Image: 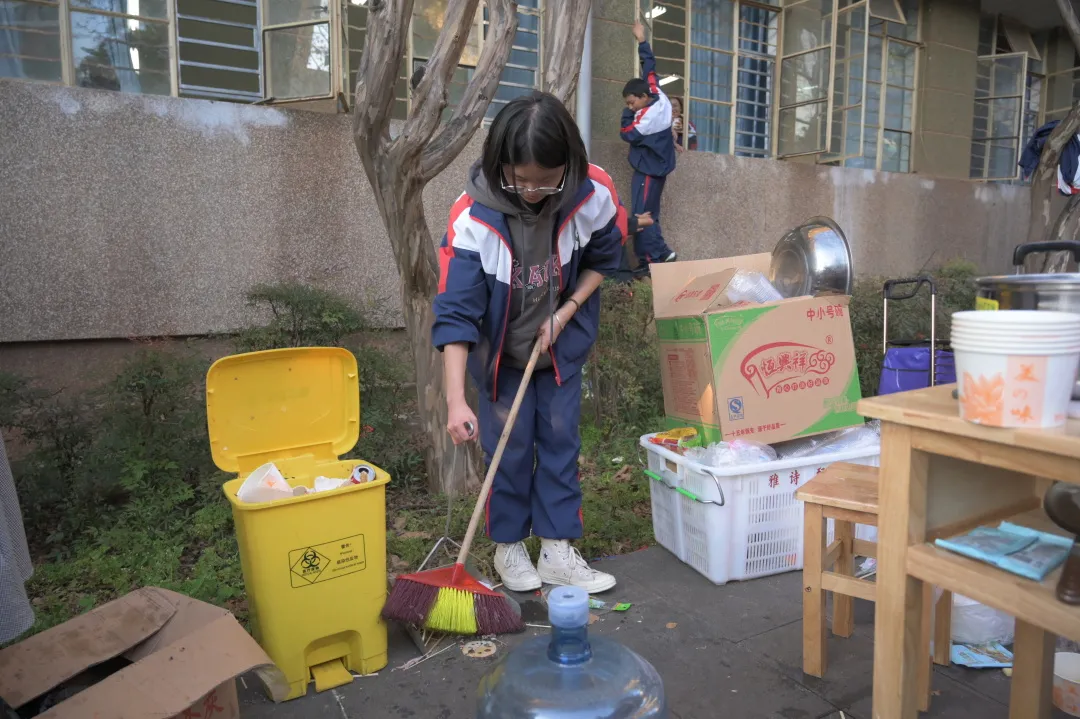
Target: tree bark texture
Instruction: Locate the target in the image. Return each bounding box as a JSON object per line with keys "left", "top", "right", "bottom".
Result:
{"left": 1030, "top": 0, "right": 1080, "bottom": 273}
{"left": 1024, "top": 104, "right": 1080, "bottom": 273}
{"left": 355, "top": 0, "right": 603, "bottom": 492}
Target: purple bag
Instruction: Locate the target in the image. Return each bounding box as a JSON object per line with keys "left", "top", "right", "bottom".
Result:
{"left": 878, "top": 344, "right": 956, "bottom": 395}
{"left": 879, "top": 277, "right": 953, "bottom": 396}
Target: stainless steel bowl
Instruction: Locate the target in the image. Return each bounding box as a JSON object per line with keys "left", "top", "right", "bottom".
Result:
{"left": 769, "top": 216, "right": 853, "bottom": 298}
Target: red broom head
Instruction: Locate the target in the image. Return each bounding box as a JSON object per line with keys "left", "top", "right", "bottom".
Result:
{"left": 395, "top": 564, "right": 504, "bottom": 596}
{"left": 474, "top": 592, "right": 525, "bottom": 634}
{"left": 382, "top": 575, "right": 438, "bottom": 625}
{"left": 381, "top": 564, "right": 523, "bottom": 635}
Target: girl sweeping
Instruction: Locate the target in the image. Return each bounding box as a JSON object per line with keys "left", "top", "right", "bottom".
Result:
{"left": 432, "top": 92, "right": 647, "bottom": 594}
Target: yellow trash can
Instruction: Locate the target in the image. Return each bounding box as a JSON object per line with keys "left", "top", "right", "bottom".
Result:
{"left": 208, "top": 347, "right": 390, "bottom": 701}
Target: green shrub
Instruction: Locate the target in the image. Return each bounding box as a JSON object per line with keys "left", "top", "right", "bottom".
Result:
{"left": 4, "top": 284, "right": 414, "bottom": 632}
{"left": 584, "top": 280, "right": 665, "bottom": 437}
{"left": 849, "top": 260, "right": 979, "bottom": 397}
{"left": 233, "top": 282, "right": 368, "bottom": 352}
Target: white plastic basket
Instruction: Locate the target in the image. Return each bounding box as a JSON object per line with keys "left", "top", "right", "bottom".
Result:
{"left": 641, "top": 434, "right": 880, "bottom": 585}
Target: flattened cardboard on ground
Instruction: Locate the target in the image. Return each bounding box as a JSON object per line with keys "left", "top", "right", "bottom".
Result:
{"left": 652, "top": 260, "right": 863, "bottom": 445}
{"left": 0, "top": 587, "right": 288, "bottom": 718}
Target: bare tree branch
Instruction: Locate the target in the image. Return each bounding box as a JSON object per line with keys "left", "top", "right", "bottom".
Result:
{"left": 353, "top": 0, "right": 413, "bottom": 154}
{"left": 420, "top": 0, "right": 518, "bottom": 182}
{"left": 543, "top": 0, "right": 592, "bottom": 103}
{"left": 1025, "top": 104, "right": 1080, "bottom": 272}
{"left": 1055, "top": 0, "right": 1080, "bottom": 54}
{"left": 398, "top": 0, "right": 484, "bottom": 159}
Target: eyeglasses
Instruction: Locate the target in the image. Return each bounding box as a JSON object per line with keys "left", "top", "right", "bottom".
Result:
{"left": 501, "top": 172, "right": 565, "bottom": 197}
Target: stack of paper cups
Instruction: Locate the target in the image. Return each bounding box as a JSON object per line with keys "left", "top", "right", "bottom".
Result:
{"left": 951, "top": 310, "right": 1080, "bottom": 429}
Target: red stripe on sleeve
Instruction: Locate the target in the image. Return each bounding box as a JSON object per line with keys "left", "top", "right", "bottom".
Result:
{"left": 588, "top": 165, "right": 629, "bottom": 243}
{"left": 438, "top": 195, "right": 474, "bottom": 294}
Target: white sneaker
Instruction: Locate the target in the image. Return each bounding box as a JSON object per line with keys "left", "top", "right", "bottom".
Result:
{"left": 494, "top": 542, "right": 542, "bottom": 592}
{"left": 537, "top": 539, "right": 617, "bottom": 594}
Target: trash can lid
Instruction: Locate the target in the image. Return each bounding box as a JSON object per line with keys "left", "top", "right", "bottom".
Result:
{"left": 206, "top": 347, "right": 360, "bottom": 473}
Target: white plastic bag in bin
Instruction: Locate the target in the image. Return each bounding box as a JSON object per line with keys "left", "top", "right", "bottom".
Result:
{"left": 236, "top": 463, "right": 294, "bottom": 503}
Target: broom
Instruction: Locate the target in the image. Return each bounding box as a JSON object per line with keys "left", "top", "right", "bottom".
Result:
{"left": 381, "top": 341, "right": 544, "bottom": 635}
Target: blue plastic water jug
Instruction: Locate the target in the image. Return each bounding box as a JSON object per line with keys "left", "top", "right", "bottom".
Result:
{"left": 476, "top": 585, "right": 667, "bottom": 718}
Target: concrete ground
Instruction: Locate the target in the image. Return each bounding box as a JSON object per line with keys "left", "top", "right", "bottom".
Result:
{"left": 236, "top": 547, "right": 1068, "bottom": 719}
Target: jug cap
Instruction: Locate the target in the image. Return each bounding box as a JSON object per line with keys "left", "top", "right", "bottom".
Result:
{"left": 548, "top": 586, "right": 589, "bottom": 628}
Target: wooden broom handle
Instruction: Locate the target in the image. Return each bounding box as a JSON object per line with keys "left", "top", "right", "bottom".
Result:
{"left": 455, "top": 341, "right": 544, "bottom": 565}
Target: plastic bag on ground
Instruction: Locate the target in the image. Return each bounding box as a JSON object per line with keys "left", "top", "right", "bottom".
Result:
{"left": 723, "top": 270, "right": 784, "bottom": 305}
{"left": 236, "top": 462, "right": 294, "bottom": 503}
{"left": 951, "top": 593, "right": 1015, "bottom": 645}
{"left": 683, "top": 439, "right": 777, "bottom": 467}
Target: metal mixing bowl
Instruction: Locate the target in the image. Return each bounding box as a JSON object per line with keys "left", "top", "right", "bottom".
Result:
{"left": 769, "top": 216, "right": 853, "bottom": 298}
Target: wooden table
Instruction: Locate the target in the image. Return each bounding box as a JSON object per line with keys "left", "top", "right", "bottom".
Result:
{"left": 858, "top": 385, "right": 1080, "bottom": 719}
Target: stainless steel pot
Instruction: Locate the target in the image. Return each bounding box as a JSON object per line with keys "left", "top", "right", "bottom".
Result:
{"left": 769, "top": 216, "right": 853, "bottom": 298}
{"left": 976, "top": 241, "right": 1080, "bottom": 399}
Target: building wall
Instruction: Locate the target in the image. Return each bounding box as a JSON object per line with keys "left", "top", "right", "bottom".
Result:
{"left": 0, "top": 79, "right": 1028, "bottom": 346}
{"left": 914, "top": 0, "right": 981, "bottom": 178}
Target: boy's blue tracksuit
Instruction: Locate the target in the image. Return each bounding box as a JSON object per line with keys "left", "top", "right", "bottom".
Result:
{"left": 431, "top": 166, "right": 627, "bottom": 543}
{"left": 620, "top": 41, "right": 676, "bottom": 264}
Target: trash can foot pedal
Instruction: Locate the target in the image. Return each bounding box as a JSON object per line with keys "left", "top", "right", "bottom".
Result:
{"left": 311, "top": 658, "right": 353, "bottom": 693}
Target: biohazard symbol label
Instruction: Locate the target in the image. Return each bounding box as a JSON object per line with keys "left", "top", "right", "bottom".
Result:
{"left": 289, "top": 534, "right": 367, "bottom": 588}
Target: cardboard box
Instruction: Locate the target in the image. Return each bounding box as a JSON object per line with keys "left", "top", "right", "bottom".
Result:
{"left": 0, "top": 587, "right": 289, "bottom": 718}
{"left": 651, "top": 255, "right": 864, "bottom": 445}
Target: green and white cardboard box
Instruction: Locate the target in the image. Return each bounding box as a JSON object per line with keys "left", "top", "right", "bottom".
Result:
{"left": 650, "top": 254, "right": 864, "bottom": 446}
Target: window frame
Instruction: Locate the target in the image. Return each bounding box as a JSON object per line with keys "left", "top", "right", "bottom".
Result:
{"left": 176, "top": 0, "right": 261, "bottom": 102}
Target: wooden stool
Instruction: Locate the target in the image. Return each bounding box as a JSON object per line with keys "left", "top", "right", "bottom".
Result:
{"left": 796, "top": 463, "right": 953, "bottom": 712}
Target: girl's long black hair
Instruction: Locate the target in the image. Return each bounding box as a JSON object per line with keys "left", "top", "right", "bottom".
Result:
{"left": 481, "top": 91, "right": 589, "bottom": 207}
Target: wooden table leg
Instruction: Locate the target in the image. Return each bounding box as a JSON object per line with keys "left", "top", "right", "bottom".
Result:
{"left": 873, "top": 423, "right": 929, "bottom": 719}
{"left": 1010, "top": 620, "right": 1054, "bottom": 719}
{"left": 803, "top": 502, "right": 827, "bottom": 677}
{"left": 833, "top": 519, "right": 855, "bottom": 638}
{"left": 933, "top": 589, "right": 952, "bottom": 666}
{"left": 917, "top": 583, "right": 934, "bottom": 713}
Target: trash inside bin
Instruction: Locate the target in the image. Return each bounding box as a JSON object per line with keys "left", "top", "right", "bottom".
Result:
{"left": 208, "top": 347, "right": 390, "bottom": 701}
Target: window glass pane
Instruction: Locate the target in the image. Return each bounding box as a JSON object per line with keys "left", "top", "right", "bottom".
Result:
{"left": 0, "top": 0, "right": 63, "bottom": 82}
{"left": 735, "top": 55, "right": 774, "bottom": 156}
{"left": 884, "top": 85, "right": 912, "bottom": 130}
{"left": 178, "top": 0, "right": 260, "bottom": 101}
{"left": 689, "top": 99, "right": 731, "bottom": 153}
{"left": 71, "top": 10, "right": 170, "bottom": 94}
{"left": 778, "top": 102, "right": 827, "bottom": 155}
{"left": 987, "top": 139, "right": 1018, "bottom": 178}
{"left": 690, "top": 46, "right": 732, "bottom": 103}
{"left": 780, "top": 47, "right": 828, "bottom": 105}
{"left": 263, "top": 0, "right": 327, "bottom": 27}
{"left": 690, "top": 0, "right": 733, "bottom": 52}
{"left": 414, "top": 0, "right": 480, "bottom": 65}
{"left": 987, "top": 96, "right": 1020, "bottom": 138}
{"left": 885, "top": 0, "right": 918, "bottom": 41}
{"left": 886, "top": 40, "right": 915, "bottom": 87}
{"left": 868, "top": 0, "right": 903, "bottom": 23}
{"left": 782, "top": 0, "right": 831, "bottom": 53}
{"left": 881, "top": 129, "right": 910, "bottom": 172}
{"left": 70, "top": 0, "right": 168, "bottom": 19}
{"left": 970, "top": 139, "right": 987, "bottom": 178}
{"left": 990, "top": 54, "right": 1023, "bottom": 96}
{"left": 264, "top": 22, "right": 330, "bottom": 99}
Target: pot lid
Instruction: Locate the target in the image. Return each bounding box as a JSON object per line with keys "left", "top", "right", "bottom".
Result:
{"left": 977, "top": 273, "right": 1080, "bottom": 290}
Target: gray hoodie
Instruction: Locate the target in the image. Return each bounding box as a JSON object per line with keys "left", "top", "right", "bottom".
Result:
{"left": 466, "top": 162, "right": 562, "bottom": 370}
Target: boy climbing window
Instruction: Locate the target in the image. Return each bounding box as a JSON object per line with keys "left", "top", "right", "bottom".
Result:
{"left": 620, "top": 20, "right": 677, "bottom": 273}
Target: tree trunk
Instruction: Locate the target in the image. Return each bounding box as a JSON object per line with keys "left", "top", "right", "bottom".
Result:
{"left": 367, "top": 162, "right": 486, "bottom": 493}
{"left": 1024, "top": 104, "right": 1080, "bottom": 273}
{"left": 1032, "top": 0, "right": 1080, "bottom": 273}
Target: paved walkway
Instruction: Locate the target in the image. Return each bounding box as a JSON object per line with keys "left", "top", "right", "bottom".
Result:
{"left": 237, "top": 547, "right": 1066, "bottom": 718}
